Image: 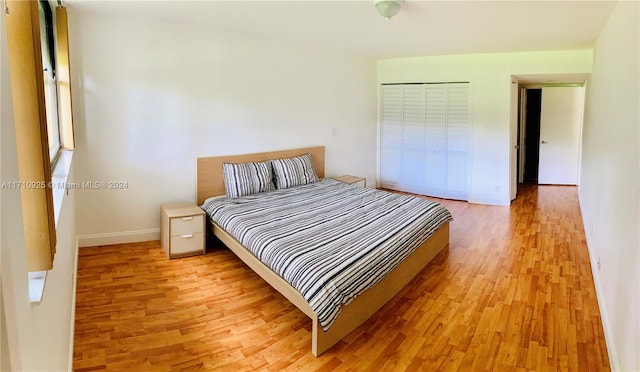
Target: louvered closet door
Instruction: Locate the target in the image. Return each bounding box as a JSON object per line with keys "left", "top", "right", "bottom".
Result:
{"left": 380, "top": 85, "right": 403, "bottom": 189}
{"left": 445, "top": 84, "right": 470, "bottom": 199}
{"left": 379, "top": 83, "right": 469, "bottom": 201}
{"left": 401, "top": 86, "right": 426, "bottom": 194}
{"left": 424, "top": 86, "right": 447, "bottom": 196}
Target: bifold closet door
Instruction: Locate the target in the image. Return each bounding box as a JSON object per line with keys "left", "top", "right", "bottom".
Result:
{"left": 380, "top": 84, "right": 426, "bottom": 194}
{"left": 424, "top": 86, "right": 446, "bottom": 196}
{"left": 444, "top": 84, "right": 470, "bottom": 199}
{"left": 401, "top": 86, "right": 426, "bottom": 194}
{"left": 380, "top": 85, "right": 403, "bottom": 190}
{"left": 380, "top": 83, "right": 469, "bottom": 200}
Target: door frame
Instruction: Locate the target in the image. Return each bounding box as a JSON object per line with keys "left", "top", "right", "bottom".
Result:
{"left": 509, "top": 73, "right": 590, "bottom": 201}
{"left": 518, "top": 88, "right": 527, "bottom": 183}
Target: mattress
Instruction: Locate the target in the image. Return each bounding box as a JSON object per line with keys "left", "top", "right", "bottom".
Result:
{"left": 201, "top": 179, "right": 453, "bottom": 331}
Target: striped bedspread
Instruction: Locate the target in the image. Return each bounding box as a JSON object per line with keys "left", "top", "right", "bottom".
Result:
{"left": 202, "top": 179, "right": 453, "bottom": 331}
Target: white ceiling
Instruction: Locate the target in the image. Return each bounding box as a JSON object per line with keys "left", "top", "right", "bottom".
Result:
{"left": 67, "top": 0, "right": 617, "bottom": 59}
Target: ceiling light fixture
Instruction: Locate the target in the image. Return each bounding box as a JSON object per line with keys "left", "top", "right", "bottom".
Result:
{"left": 374, "top": 0, "right": 402, "bottom": 20}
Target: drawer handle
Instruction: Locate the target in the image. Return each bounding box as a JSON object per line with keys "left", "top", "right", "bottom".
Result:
{"left": 181, "top": 234, "right": 194, "bottom": 239}
{"left": 181, "top": 216, "right": 193, "bottom": 221}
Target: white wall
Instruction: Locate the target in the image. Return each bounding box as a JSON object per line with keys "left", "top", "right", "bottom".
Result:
{"left": 68, "top": 8, "right": 377, "bottom": 244}
{"left": 377, "top": 50, "right": 593, "bottom": 205}
{"left": 579, "top": 1, "right": 639, "bottom": 370}
{"left": 1, "top": 10, "right": 78, "bottom": 372}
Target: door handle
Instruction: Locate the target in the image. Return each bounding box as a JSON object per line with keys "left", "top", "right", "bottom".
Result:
{"left": 541, "top": 140, "right": 548, "bottom": 144}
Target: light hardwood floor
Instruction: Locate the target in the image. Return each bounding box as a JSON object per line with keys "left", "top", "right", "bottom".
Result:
{"left": 73, "top": 184, "right": 610, "bottom": 371}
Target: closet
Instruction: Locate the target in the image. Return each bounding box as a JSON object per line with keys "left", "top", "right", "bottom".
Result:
{"left": 380, "top": 83, "right": 470, "bottom": 200}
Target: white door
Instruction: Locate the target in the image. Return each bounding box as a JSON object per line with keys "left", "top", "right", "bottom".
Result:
{"left": 424, "top": 86, "right": 447, "bottom": 196}
{"left": 380, "top": 83, "right": 469, "bottom": 200}
{"left": 538, "top": 87, "right": 583, "bottom": 185}
{"left": 401, "top": 86, "right": 426, "bottom": 194}
{"left": 445, "top": 84, "right": 470, "bottom": 199}
{"left": 380, "top": 85, "right": 403, "bottom": 189}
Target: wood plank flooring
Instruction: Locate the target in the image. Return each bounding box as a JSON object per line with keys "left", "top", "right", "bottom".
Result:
{"left": 73, "top": 184, "right": 610, "bottom": 371}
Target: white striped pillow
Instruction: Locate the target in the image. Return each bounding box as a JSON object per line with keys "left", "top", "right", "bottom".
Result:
{"left": 222, "top": 160, "right": 275, "bottom": 198}
{"left": 271, "top": 153, "right": 319, "bottom": 190}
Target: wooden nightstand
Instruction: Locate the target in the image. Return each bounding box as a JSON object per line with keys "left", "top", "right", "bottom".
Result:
{"left": 160, "top": 203, "right": 206, "bottom": 259}
{"left": 333, "top": 175, "right": 366, "bottom": 187}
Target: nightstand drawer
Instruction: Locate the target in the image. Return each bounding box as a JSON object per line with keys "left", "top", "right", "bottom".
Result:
{"left": 170, "top": 232, "right": 204, "bottom": 255}
{"left": 170, "top": 214, "right": 204, "bottom": 236}
{"left": 161, "top": 202, "right": 206, "bottom": 259}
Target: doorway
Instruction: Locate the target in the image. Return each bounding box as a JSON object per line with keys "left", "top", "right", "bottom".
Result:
{"left": 521, "top": 89, "right": 541, "bottom": 184}
{"left": 514, "top": 82, "right": 586, "bottom": 195}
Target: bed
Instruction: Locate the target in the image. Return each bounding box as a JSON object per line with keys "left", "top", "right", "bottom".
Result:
{"left": 196, "top": 146, "right": 451, "bottom": 356}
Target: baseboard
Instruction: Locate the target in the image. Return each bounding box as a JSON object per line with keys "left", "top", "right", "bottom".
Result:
{"left": 77, "top": 228, "right": 160, "bottom": 247}
{"left": 68, "top": 237, "right": 79, "bottom": 372}
{"left": 578, "top": 193, "right": 620, "bottom": 370}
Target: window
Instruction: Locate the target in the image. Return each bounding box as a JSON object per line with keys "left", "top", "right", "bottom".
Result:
{"left": 38, "top": 0, "right": 61, "bottom": 164}
{"left": 5, "top": 0, "right": 75, "bottom": 276}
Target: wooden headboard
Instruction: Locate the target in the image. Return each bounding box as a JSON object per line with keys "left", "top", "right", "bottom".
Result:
{"left": 196, "top": 146, "right": 325, "bottom": 205}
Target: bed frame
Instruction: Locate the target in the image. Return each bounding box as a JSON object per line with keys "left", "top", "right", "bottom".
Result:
{"left": 196, "top": 146, "right": 449, "bottom": 356}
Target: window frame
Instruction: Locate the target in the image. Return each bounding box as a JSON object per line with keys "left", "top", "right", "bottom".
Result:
{"left": 38, "top": 0, "right": 62, "bottom": 166}
{"left": 5, "top": 0, "right": 75, "bottom": 279}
